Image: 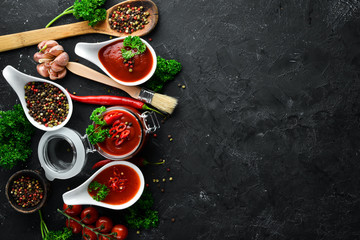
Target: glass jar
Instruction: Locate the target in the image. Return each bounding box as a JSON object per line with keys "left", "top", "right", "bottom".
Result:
{"left": 38, "top": 106, "right": 159, "bottom": 181}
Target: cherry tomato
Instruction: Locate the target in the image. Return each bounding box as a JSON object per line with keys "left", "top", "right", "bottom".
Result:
{"left": 82, "top": 225, "right": 97, "bottom": 240}
{"left": 63, "top": 203, "right": 82, "bottom": 216}
{"left": 111, "top": 224, "right": 128, "bottom": 240}
{"left": 66, "top": 216, "right": 83, "bottom": 234}
{"left": 80, "top": 207, "right": 99, "bottom": 225}
{"left": 96, "top": 216, "right": 113, "bottom": 233}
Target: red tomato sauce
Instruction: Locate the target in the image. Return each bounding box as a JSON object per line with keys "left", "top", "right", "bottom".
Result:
{"left": 88, "top": 165, "right": 141, "bottom": 205}
{"left": 98, "top": 39, "right": 153, "bottom": 83}
{"left": 97, "top": 109, "right": 142, "bottom": 157}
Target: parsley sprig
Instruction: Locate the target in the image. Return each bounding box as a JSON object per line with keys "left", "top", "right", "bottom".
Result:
{"left": 45, "top": 0, "right": 107, "bottom": 28}
{"left": 121, "top": 36, "right": 147, "bottom": 60}
{"left": 124, "top": 189, "right": 159, "bottom": 229}
{"left": 146, "top": 56, "right": 182, "bottom": 92}
{"left": 86, "top": 106, "right": 110, "bottom": 145}
{"left": 0, "top": 104, "right": 35, "bottom": 169}
{"left": 88, "top": 181, "right": 110, "bottom": 202}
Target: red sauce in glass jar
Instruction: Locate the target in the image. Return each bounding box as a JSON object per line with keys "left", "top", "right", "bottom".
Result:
{"left": 94, "top": 106, "right": 148, "bottom": 160}
{"left": 97, "top": 109, "right": 142, "bottom": 157}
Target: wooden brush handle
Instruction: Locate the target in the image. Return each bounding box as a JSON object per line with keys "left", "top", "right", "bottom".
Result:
{"left": 0, "top": 22, "right": 95, "bottom": 52}
{"left": 66, "top": 62, "right": 141, "bottom": 98}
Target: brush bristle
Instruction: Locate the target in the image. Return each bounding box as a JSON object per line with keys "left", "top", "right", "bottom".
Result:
{"left": 151, "top": 93, "right": 178, "bottom": 114}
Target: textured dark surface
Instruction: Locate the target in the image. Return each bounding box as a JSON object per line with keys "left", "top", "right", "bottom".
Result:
{"left": 1, "top": 0, "right": 360, "bottom": 239}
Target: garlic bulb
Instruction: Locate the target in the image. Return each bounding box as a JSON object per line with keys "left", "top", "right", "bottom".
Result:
{"left": 34, "top": 40, "right": 69, "bottom": 80}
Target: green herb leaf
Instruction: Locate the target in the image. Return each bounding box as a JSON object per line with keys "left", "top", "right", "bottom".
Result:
{"left": 121, "top": 36, "right": 147, "bottom": 60}
{"left": 124, "top": 189, "right": 159, "bottom": 229}
{"left": 86, "top": 125, "right": 110, "bottom": 145}
{"left": 45, "top": 228, "right": 72, "bottom": 240}
{"left": 146, "top": 56, "right": 182, "bottom": 92}
{"left": 121, "top": 49, "right": 136, "bottom": 60}
{"left": 39, "top": 210, "right": 73, "bottom": 240}
{"left": 46, "top": 0, "right": 107, "bottom": 28}
{"left": 86, "top": 106, "right": 110, "bottom": 145}
{"left": 0, "top": 104, "right": 35, "bottom": 169}
{"left": 90, "top": 106, "right": 107, "bottom": 125}
{"left": 88, "top": 181, "right": 110, "bottom": 202}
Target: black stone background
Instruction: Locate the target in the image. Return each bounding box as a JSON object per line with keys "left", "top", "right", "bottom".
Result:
{"left": 1, "top": 0, "right": 360, "bottom": 239}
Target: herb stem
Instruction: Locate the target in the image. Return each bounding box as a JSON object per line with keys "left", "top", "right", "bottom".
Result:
{"left": 45, "top": 6, "right": 74, "bottom": 28}
{"left": 39, "top": 210, "right": 49, "bottom": 239}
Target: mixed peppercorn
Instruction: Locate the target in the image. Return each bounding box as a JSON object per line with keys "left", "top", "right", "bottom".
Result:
{"left": 10, "top": 176, "right": 44, "bottom": 208}
{"left": 108, "top": 5, "right": 150, "bottom": 34}
{"left": 24, "top": 82, "right": 69, "bottom": 127}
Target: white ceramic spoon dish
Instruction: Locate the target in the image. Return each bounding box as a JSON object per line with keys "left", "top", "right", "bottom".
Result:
{"left": 62, "top": 161, "right": 145, "bottom": 210}
{"left": 2, "top": 65, "right": 73, "bottom": 131}
{"left": 74, "top": 37, "right": 157, "bottom": 86}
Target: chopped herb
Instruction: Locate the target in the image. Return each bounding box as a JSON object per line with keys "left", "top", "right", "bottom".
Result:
{"left": 89, "top": 106, "right": 107, "bottom": 125}
{"left": 121, "top": 48, "right": 135, "bottom": 60}
{"left": 86, "top": 106, "right": 110, "bottom": 145}
{"left": 125, "top": 189, "right": 159, "bottom": 229}
{"left": 146, "top": 56, "right": 182, "bottom": 92}
{"left": 121, "top": 36, "right": 147, "bottom": 60}
{"left": 0, "top": 104, "right": 35, "bottom": 169}
{"left": 88, "top": 181, "right": 110, "bottom": 202}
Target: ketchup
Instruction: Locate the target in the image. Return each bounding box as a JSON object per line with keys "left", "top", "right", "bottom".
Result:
{"left": 98, "top": 39, "right": 153, "bottom": 83}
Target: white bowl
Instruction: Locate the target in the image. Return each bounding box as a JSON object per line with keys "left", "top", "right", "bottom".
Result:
{"left": 62, "top": 161, "right": 145, "bottom": 210}
{"left": 74, "top": 37, "right": 157, "bottom": 86}
{"left": 2, "top": 65, "right": 73, "bottom": 132}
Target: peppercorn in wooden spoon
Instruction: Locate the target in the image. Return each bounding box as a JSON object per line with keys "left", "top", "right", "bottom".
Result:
{"left": 0, "top": 0, "right": 158, "bottom": 52}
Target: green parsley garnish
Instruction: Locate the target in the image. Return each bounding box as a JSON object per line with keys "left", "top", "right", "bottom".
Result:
{"left": 90, "top": 106, "right": 107, "bottom": 125}
{"left": 45, "top": 0, "right": 107, "bottom": 28}
{"left": 0, "top": 104, "right": 35, "bottom": 169}
{"left": 146, "top": 56, "right": 182, "bottom": 92}
{"left": 124, "top": 189, "right": 159, "bottom": 229}
{"left": 86, "top": 106, "right": 110, "bottom": 145}
{"left": 88, "top": 181, "right": 110, "bottom": 202}
{"left": 121, "top": 36, "right": 147, "bottom": 60}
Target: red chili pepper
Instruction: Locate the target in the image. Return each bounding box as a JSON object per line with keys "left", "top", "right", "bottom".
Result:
{"left": 115, "top": 138, "right": 124, "bottom": 146}
{"left": 111, "top": 133, "right": 119, "bottom": 141}
{"left": 109, "top": 127, "right": 117, "bottom": 135}
{"left": 91, "top": 159, "right": 113, "bottom": 170}
{"left": 103, "top": 112, "right": 123, "bottom": 125}
{"left": 112, "top": 119, "right": 122, "bottom": 127}
{"left": 67, "top": 91, "right": 163, "bottom": 114}
{"left": 115, "top": 123, "right": 127, "bottom": 133}
{"left": 120, "top": 130, "right": 130, "bottom": 139}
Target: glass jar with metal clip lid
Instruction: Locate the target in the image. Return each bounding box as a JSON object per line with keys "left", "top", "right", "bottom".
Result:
{"left": 37, "top": 106, "right": 159, "bottom": 181}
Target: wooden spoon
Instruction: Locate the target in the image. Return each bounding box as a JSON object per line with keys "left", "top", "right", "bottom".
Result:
{"left": 0, "top": 0, "right": 158, "bottom": 52}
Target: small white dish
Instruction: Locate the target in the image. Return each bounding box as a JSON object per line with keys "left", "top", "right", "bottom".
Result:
{"left": 62, "top": 161, "right": 145, "bottom": 210}
{"left": 2, "top": 65, "right": 73, "bottom": 132}
{"left": 74, "top": 37, "right": 157, "bottom": 86}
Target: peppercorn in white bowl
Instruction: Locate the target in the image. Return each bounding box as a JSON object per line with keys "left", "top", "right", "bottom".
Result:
{"left": 2, "top": 66, "right": 73, "bottom": 131}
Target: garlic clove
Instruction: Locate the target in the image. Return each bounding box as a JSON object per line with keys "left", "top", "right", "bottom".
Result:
{"left": 50, "top": 62, "right": 65, "bottom": 72}
{"left": 53, "top": 52, "right": 69, "bottom": 67}
{"left": 49, "top": 45, "right": 64, "bottom": 57}
{"left": 34, "top": 52, "right": 53, "bottom": 63}
{"left": 37, "top": 63, "right": 50, "bottom": 78}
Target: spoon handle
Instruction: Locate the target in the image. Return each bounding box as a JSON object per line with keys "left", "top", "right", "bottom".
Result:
{"left": 66, "top": 62, "right": 142, "bottom": 99}
{"left": 0, "top": 22, "right": 95, "bottom": 52}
